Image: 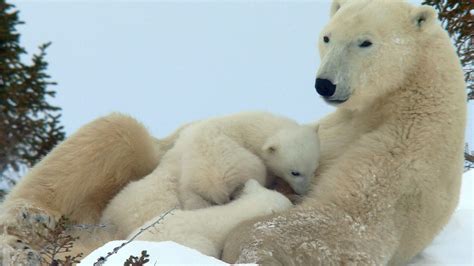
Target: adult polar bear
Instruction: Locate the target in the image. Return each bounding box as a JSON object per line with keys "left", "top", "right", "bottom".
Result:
{"left": 0, "top": 0, "right": 466, "bottom": 264}
{"left": 222, "top": 0, "right": 466, "bottom": 264}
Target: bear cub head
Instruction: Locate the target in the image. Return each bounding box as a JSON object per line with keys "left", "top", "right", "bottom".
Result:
{"left": 262, "top": 125, "right": 320, "bottom": 195}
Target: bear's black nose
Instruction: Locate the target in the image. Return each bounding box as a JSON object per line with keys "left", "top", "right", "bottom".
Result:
{"left": 315, "top": 78, "right": 336, "bottom": 97}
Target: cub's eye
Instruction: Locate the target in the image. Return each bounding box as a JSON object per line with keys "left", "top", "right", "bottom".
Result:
{"left": 291, "top": 171, "right": 301, "bottom": 177}
{"left": 359, "top": 40, "right": 373, "bottom": 48}
{"left": 323, "top": 36, "right": 330, "bottom": 43}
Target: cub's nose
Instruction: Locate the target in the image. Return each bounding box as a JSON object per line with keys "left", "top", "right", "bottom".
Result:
{"left": 315, "top": 78, "right": 336, "bottom": 97}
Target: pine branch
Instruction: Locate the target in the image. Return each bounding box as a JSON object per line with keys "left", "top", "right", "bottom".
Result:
{"left": 0, "top": 0, "right": 64, "bottom": 179}
{"left": 468, "top": 90, "right": 474, "bottom": 101}
{"left": 465, "top": 152, "right": 474, "bottom": 163}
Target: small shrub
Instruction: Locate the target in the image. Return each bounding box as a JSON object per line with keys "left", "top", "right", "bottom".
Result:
{"left": 123, "top": 250, "right": 150, "bottom": 266}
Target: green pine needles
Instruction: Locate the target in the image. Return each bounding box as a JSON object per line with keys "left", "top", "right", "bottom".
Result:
{"left": 0, "top": 0, "right": 64, "bottom": 183}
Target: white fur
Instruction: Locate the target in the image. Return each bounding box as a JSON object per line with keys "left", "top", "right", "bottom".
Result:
{"left": 177, "top": 111, "right": 321, "bottom": 208}
{"left": 101, "top": 111, "right": 319, "bottom": 238}
{"left": 2, "top": 1, "right": 462, "bottom": 264}
{"left": 222, "top": 1, "right": 467, "bottom": 264}
{"left": 130, "top": 179, "right": 293, "bottom": 258}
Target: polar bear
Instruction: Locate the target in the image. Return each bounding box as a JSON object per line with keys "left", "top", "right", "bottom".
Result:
{"left": 0, "top": 0, "right": 466, "bottom": 264}
{"left": 222, "top": 0, "right": 467, "bottom": 265}
{"left": 100, "top": 111, "right": 319, "bottom": 238}
{"left": 175, "top": 111, "right": 320, "bottom": 209}
{"left": 131, "top": 179, "right": 292, "bottom": 258}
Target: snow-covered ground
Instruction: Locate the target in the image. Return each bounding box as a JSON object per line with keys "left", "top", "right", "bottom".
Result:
{"left": 81, "top": 171, "right": 474, "bottom": 265}
{"left": 79, "top": 241, "right": 226, "bottom": 265}
{"left": 411, "top": 170, "right": 473, "bottom": 265}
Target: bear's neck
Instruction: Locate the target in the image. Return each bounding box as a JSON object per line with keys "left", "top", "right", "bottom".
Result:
{"left": 355, "top": 36, "right": 465, "bottom": 131}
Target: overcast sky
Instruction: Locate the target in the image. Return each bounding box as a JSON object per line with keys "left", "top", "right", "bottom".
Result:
{"left": 11, "top": 0, "right": 473, "bottom": 147}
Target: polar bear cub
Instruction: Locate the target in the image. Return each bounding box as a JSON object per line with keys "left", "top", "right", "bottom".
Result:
{"left": 99, "top": 111, "right": 319, "bottom": 239}
{"left": 131, "top": 179, "right": 293, "bottom": 258}
{"left": 175, "top": 111, "right": 320, "bottom": 209}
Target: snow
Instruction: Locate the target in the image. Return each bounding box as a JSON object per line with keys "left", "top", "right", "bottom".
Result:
{"left": 78, "top": 241, "right": 227, "bottom": 265}
{"left": 410, "top": 170, "right": 474, "bottom": 265}
{"left": 81, "top": 171, "right": 473, "bottom": 265}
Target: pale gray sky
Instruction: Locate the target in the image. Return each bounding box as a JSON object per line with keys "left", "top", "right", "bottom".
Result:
{"left": 11, "top": 0, "right": 473, "bottom": 147}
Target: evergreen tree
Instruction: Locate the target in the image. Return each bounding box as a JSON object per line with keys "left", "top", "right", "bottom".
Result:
{"left": 422, "top": 0, "right": 473, "bottom": 169}
{"left": 0, "top": 1, "right": 64, "bottom": 186}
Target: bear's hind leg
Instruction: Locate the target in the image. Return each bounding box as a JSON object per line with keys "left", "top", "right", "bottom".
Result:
{"left": 0, "top": 113, "right": 166, "bottom": 263}
{"left": 2, "top": 113, "right": 161, "bottom": 224}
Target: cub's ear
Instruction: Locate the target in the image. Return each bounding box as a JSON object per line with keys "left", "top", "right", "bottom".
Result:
{"left": 411, "top": 5, "right": 437, "bottom": 29}
{"left": 330, "top": 0, "right": 348, "bottom": 17}
{"left": 314, "top": 124, "right": 320, "bottom": 133}
{"left": 265, "top": 145, "right": 277, "bottom": 154}
{"left": 263, "top": 141, "right": 278, "bottom": 154}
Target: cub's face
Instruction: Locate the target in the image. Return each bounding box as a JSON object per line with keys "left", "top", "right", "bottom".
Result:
{"left": 315, "top": 0, "right": 436, "bottom": 110}
{"left": 262, "top": 127, "right": 320, "bottom": 195}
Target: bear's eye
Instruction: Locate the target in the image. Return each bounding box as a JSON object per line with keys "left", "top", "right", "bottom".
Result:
{"left": 359, "top": 40, "right": 373, "bottom": 48}
{"left": 291, "top": 171, "right": 301, "bottom": 177}
{"left": 323, "top": 36, "right": 330, "bottom": 43}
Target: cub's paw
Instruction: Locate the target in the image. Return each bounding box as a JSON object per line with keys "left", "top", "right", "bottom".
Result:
{"left": 242, "top": 179, "right": 264, "bottom": 194}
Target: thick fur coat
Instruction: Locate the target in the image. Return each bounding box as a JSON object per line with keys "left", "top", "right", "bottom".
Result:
{"left": 222, "top": 0, "right": 466, "bottom": 264}
{"left": 0, "top": 0, "right": 466, "bottom": 265}
{"left": 132, "top": 179, "right": 292, "bottom": 258}
{"left": 174, "top": 111, "right": 319, "bottom": 208}
{"left": 100, "top": 111, "right": 319, "bottom": 239}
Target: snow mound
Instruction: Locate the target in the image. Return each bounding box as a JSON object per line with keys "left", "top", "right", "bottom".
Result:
{"left": 78, "top": 240, "right": 227, "bottom": 265}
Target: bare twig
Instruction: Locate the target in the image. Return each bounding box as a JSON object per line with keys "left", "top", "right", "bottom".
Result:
{"left": 93, "top": 207, "right": 177, "bottom": 266}
{"left": 37, "top": 216, "right": 83, "bottom": 266}
{"left": 72, "top": 223, "right": 107, "bottom": 230}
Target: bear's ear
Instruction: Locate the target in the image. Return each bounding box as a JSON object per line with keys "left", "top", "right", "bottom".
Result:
{"left": 263, "top": 141, "right": 278, "bottom": 154}
{"left": 314, "top": 124, "right": 320, "bottom": 133}
{"left": 411, "top": 5, "right": 437, "bottom": 29}
{"left": 266, "top": 145, "right": 277, "bottom": 154}
{"left": 330, "top": 0, "right": 348, "bottom": 17}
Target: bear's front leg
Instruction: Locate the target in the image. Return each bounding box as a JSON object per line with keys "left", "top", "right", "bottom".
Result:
{"left": 222, "top": 204, "right": 397, "bottom": 266}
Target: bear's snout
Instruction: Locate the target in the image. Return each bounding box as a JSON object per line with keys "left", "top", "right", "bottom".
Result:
{"left": 315, "top": 78, "right": 336, "bottom": 97}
